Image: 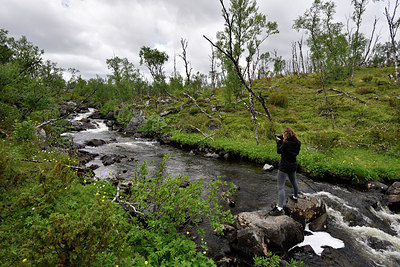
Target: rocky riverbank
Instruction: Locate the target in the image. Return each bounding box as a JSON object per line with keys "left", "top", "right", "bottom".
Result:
{"left": 60, "top": 103, "right": 400, "bottom": 266}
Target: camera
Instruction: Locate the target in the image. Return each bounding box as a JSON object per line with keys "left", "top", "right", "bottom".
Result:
{"left": 275, "top": 133, "right": 283, "bottom": 140}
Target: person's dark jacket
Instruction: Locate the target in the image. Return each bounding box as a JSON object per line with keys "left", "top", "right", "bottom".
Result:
{"left": 277, "top": 136, "right": 301, "bottom": 173}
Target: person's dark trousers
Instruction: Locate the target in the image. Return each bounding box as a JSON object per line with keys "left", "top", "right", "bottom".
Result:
{"left": 277, "top": 170, "right": 299, "bottom": 209}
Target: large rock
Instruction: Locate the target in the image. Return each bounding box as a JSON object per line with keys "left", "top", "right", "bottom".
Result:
{"left": 230, "top": 210, "right": 304, "bottom": 257}
{"left": 125, "top": 110, "right": 146, "bottom": 133}
{"left": 100, "top": 154, "right": 126, "bottom": 166}
{"left": 85, "top": 139, "right": 106, "bottom": 147}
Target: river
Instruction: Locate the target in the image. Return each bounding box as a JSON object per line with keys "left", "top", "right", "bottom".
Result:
{"left": 64, "top": 109, "right": 400, "bottom": 266}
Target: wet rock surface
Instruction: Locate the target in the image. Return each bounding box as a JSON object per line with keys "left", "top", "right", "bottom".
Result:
{"left": 222, "top": 195, "right": 326, "bottom": 264}
{"left": 384, "top": 181, "right": 400, "bottom": 212}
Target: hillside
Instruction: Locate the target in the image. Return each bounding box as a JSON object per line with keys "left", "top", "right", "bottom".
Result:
{"left": 134, "top": 67, "right": 400, "bottom": 183}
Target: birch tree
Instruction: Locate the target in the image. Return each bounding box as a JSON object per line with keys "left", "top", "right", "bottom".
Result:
{"left": 384, "top": 0, "right": 400, "bottom": 82}
{"left": 203, "top": 0, "right": 278, "bottom": 144}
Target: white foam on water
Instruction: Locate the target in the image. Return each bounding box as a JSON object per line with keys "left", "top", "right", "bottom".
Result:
{"left": 73, "top": 108, "right": 95, "bottom": 121}
{"left": 84, "top": 120, "right": 108, "bottom": 133}
{"left": 115, "top": 141, "right": 157, "bottom": 148}
{"left": 307, "top": 191, "right": 358, "bottom": 211}
{"left": 370, "top": 206, "right": 400, "bottom": 236}
{"left": 292, "top": 224, "right": 345, "bottom": 256}
{"left": 325, "top": 204, "right": 400, "bottom": 266}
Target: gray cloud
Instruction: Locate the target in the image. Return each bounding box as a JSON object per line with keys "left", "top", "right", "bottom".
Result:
{"left": 0, "top": 0, "right": 391, "bottom": 80}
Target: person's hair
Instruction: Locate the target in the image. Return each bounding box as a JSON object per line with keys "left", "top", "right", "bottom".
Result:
{"left": 283, "top": 127, "right": 297, "bottom": 142}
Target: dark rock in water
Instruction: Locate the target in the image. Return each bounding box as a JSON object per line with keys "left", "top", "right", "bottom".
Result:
{"left": 383, "top": 194, "right": 400, "bottom": 212}
{"left": 105, "top": 110, "right": 116, "bottom": 120}
{"left": 384, "top": 181, "right": 400, "bottom": 212}
{"left": 100, "top": 154, "right": 126, "bottom": 166}
{"left": 284, "top": 195, "right": 326, "bottom": 229}
{"left": 309, "top": 213, "right": 327, "bottom": 231}
{"left": 89, "top": 110, "right": 104, "bottom": 119}
{"left": 367, "top": 236, "right": 394, "bottom": 251}
{"left": 105, "top": 120, "right": 115, "bottom": 127}
{"left": 386, "top": 181, "right": 400, "bottom": 195}
{"left": 159, "top": 133, "right": 172, "bottom": 145}
{"left": 77, "top": 150, "right": 98, "bottom": 164}
{"left": 85, "top": 139, "right": 106, "bottom": 147}
{"left": 289, "top": 244, "right": 316, "bottom": 257}
{"left": 367, "top": 180, "right": 388, "bottom": 193}
{"left": 160, "top": 108, "right": 178, "bottom": 117}
{"left": 87, "top": 164, "right": 100, "bottom": 170}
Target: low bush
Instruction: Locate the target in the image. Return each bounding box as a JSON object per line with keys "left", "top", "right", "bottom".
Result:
{"left": 138, "top": 114, "right": 167, "bottom": 135}
{"left": 269, "top": 91, "right": 289, "bottom": 108}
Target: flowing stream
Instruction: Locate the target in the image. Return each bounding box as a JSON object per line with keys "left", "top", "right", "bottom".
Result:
{"left": 64, "top": 109, "right": 400, "bottom": 267}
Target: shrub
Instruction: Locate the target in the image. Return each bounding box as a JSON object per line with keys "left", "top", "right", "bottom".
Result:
{"left": 308, "top": 130, "right": 341, "bottom": 150}
{"left": 361, "top": 75, "right": 373, "bottom": 82}
{"left": 138, "top": 114, "right": 167, "bottom": 135}
{"left": 116, "top": 104, "right": 134, "bottom": 126}
{"left": 13, "top": 119, "right": 36, "bottom": 142}
{"left": 128, "top": 155, "right": 235, "bottom": 234}
{"left": 269, "top": 91, "right": 289, "bottom": 108}
{"left": 357, "top": 87, "right": 375, "bottom": 95}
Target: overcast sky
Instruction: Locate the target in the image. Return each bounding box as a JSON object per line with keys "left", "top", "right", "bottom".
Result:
{"left": 0, "top": 0, "right": 392, "bottom": 80}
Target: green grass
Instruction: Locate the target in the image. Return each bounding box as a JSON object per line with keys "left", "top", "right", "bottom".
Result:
{"left": 152, "top": 67, "right": 400, "bottom": 184}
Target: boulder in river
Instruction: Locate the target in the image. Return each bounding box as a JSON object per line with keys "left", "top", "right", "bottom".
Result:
{"left": 284, "top": 194, "right": 326, "bottom": 229}
{"left": 85, "top": 139, "right": 106, "bottom": 147}
{"left": 230, "top": 210, "right": 304, "bottom": 257}
{"left": 222, "top": 195, "right": 327, "bottom": 260}
{"left": 100, "top": 154, "right": 126, "bottom": 166}
{"left": 125, "top": 110, "right": 146, "bottom": 133}
{"left": 383, "top": 181, "right": 400, "bottom": 212}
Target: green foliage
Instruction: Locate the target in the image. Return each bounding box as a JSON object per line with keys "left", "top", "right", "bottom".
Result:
{"left": 308, "top": 130, "right": 341, "bottom": 150}
{"left": 139, "top": 46, "right": 169, "bottom": 84}
{"left": 13, "top": 119, "right": 36, "bottom": 142}
{"left": 116, "top": 104, "right": 134, "bottom": 126}
{"left": 253, "top": 251, "right": 304, "bottom": 267}
{"left": 0, "top": 141, "right": 228, "bottom": 266}
{"left": 128, "top": 155, "right": 234, "bottom": 234}
{"left": 269, "top": 91, "right": 289, "bottom": 108}
{"left": 139, "top": 114, "right": 167, "bottom": 135}
{"left": 361, "top": 75, "right": 373, "bottom": 83}
{"left": 127, "top": 226, "right": 215, "bottom": 266}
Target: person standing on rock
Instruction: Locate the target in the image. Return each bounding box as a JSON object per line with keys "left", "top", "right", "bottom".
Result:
{"left": 269, "top": 127, "right": 301, "bottom": 216}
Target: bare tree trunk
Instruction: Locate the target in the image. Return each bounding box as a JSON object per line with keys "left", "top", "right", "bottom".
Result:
{"left": 298, "top": 38, "right": 306, "bottom": 77}
{"left": 360, "top": 18, "right": 379, "bottom": 66}
{"left": 179, "top": 38, "right": 193, "bottom": 93}
{"left": 209, "top": 45, "right": 217, "bottom": 96}
{"left": 385, "top": 0, "right": 400, "bottom": 83}
{"left": 245, "top": 92, "right": 259, "bottom": 145}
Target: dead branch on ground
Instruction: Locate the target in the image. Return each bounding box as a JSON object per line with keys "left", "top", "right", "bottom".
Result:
{"left": 183, "top": 93, "right": 215, "bottom": 119}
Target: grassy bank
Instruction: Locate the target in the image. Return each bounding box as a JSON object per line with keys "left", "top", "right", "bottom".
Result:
{"left": 135, "top": 67, "right": 400, "bottom": 184}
